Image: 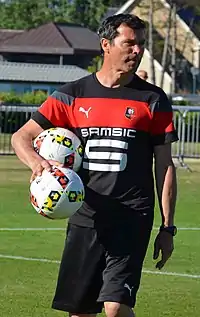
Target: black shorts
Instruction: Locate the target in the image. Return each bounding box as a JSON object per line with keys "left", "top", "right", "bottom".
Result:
{"left": 52, "top": 212, "right": 153, "bottom": 314}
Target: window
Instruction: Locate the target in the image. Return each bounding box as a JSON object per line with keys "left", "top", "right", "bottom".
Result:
{"left": 31, "top": 85, "right": 50, "bottom": 95}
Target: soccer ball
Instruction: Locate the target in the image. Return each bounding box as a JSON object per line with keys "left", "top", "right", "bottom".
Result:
{"left": 33, "top": 128, "right": 84, "bottom": 172}
{"left": 30, "top": 166, "right": 85, "bottom": 219}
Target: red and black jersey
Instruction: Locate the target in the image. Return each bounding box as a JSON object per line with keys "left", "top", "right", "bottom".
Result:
{"left": 32, "top": 73, "right": 178, "bottom": 227}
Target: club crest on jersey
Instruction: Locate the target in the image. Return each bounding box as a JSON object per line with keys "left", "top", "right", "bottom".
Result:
{"left": 125, "top": 107, "right": 135, "bottom": 119}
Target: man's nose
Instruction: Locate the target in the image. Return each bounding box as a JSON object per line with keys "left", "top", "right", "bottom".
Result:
{"left": 132, "top": 44, "right": 142, "bottom": 54}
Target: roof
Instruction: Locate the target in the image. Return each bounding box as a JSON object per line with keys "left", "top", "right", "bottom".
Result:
{"left": 56, "top": 23, "right": 100, "bottom": 51}
{"left": 0, "top": 22, "right": 100, "bottom": 55}
{"left": 0, "top": 62, "right": 90, "bottom": 83}
{"left": 0, "top": 29, "right": 24, "bottom": 42}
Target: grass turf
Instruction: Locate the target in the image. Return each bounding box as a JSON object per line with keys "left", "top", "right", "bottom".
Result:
{"left": 0, "top": 156, "right": 200, "bottom": 317}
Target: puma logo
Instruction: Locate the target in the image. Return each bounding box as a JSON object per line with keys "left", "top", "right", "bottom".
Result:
{"left": 124, "top": 283, "right": 134, "bottom": 296}
{"left": 79, "top": 106, "right": 92, "bottom": 118}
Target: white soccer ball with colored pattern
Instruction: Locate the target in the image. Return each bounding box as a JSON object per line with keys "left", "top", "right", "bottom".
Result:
{"left": 33, "top": 128, "right": 83, "bottom": 172}
{"left": 30, "top": 166, "right": 85, "bottom": 219}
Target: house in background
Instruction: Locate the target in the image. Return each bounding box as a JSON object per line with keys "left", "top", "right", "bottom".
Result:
{"left": 0, "top": 22, "right": 100, "bottom": 69}
{"left": 0, "top": 61, "right": 90, "bottom": 94}
{"left": 0, "top": 22, "right": 101, "bottom": 94}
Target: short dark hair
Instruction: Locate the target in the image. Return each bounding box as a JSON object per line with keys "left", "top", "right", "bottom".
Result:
{"left": 97, "top": 14, "right": 146, "bottom": 42}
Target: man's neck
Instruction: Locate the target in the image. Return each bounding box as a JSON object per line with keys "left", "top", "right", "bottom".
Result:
{"left": 96, "top": 66, "right": 134, "bottom": 88}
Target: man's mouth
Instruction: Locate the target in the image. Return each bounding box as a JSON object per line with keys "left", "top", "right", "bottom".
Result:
{"left": 126, "top": 57, "right": 137, "bottom": 63}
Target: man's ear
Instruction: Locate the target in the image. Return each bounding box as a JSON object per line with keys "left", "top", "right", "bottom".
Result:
{"left": 100, "top": 38, "right": 111, "bottom": 54}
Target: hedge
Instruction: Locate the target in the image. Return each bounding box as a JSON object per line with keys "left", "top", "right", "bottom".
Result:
{"left": 0, "top": 91, "right": 47, "bottom": 105}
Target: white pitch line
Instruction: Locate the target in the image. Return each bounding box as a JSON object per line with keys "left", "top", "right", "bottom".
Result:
{"left": 1, "top": 227, "right": 200, "bottom": 231}
{"left": 0, "top": 254, "right": 200, "bottom": 279}
{"left": 0, "top": 228, "right": 66, "bottom": 231}
{"left": 153, "top": 227, "right": 200, "bottom": 231}
{"left": 0, "top": 254, "right": 60, "bottom": 263}
{"left": 143, "top": 269, "right": 200, "bottom": 279}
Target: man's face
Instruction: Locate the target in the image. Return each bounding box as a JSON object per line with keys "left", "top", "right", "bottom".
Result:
{"left": 102, "top": 23, "right": 146, "bottom": 74}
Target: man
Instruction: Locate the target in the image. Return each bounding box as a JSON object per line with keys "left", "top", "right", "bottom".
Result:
{"left": 11, "top": 14, "right": 178, "bottom": 317}
{"left": 136, "top": 69, "right": 148, "bottom": 81}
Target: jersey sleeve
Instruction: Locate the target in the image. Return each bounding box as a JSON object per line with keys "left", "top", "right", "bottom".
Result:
{"left": 31, "top": 85, "right": 75, "bottom": 130}
{"left": 150, "top": 90, "right": 178, "bottom": 146}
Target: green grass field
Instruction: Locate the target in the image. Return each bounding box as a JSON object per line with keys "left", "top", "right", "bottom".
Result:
{"left": 0, "top": 156, "right": 200, "bottom": 317}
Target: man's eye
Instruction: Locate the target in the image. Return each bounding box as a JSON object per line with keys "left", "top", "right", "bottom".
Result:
{"left": 125, "top": 42, "right": 133, "bottom": 46}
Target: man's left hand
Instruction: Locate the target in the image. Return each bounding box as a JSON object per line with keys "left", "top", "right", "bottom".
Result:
{"left": 153, "top": 231, "right": 174, "bottom": 270}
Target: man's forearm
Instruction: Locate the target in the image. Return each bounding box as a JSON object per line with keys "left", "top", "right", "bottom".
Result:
{"left": 11, "top": 131, "right": 42, "bottom": 170}
{"left": 155, "top": 161, "right": 177, "bottom": 226}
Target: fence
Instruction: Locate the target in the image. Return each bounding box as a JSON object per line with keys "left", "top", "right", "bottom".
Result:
{"left": 172, "top": 106, "right": 200, "bottom": 170}
{"left": 0, "top": 105, "right": 37, "bottom": 154}
{"left": 1, "top": 104, "right": 200, "bottom": 168}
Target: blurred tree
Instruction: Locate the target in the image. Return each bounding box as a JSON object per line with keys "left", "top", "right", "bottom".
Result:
{"left": 0, "top": 0, "right": 70, "bottom": 29}
{"left": 0, "top": 0, "right": 109, "bottom": 31}
{"left": 66, "top": 0, "right": 109, "bottom": 31}
{"left": 108, "top": 0, "right": 127, "bottom": 5}
{"left": 87, "top": 55, "right": 103, "bottom": 73}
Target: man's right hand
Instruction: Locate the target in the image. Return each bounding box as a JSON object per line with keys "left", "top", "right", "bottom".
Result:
{"left": 30, "top": 159, "right": 63, "bottom": 183}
